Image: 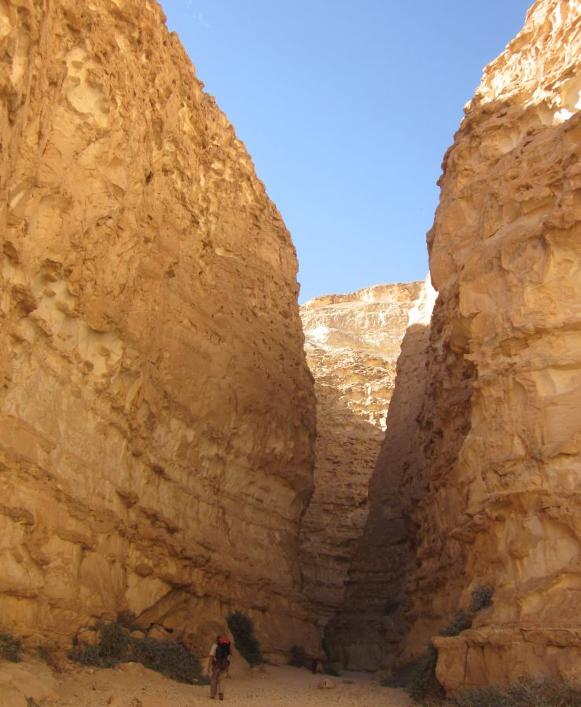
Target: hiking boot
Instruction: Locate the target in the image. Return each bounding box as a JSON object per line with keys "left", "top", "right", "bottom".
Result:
{"left": 219, "top": 694, "right": 224, "bottom": 701}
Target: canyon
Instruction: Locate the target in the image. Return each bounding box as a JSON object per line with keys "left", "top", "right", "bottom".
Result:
{"left": 0, "top": 0, "right": 580, "bottom": 700}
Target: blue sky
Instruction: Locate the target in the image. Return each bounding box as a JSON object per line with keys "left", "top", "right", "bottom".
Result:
{"left": 159, "top": 0, "right": 532, "bottom": 302}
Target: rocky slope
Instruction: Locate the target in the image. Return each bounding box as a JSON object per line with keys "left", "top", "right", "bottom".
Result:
{"left": 299, "top": 282, "right": 422, "bottom": 622}
{"left": 332, "top": 0, "right": 581, "bottom": 690}
{"left": 0, "top": 0, "right": 317, "bottom": 660}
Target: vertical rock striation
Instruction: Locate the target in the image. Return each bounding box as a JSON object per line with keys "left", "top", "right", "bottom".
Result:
{"left": 0, "top": 0, "right": 316, "bottom": 659}
{"left": 299, "top": 283, "right": 422, "bottom": 623}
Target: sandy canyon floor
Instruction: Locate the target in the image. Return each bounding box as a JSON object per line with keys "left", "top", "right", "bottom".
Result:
{"left": 1, "top": 661, "right": 414, "bottom": 707}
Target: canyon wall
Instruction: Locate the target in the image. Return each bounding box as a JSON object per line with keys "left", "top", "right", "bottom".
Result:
{"left": 426, "top": 0, "right": 581, "bottom": 689}
{"left": 298, "top": 283, "right": 422, "bottom": 623}
{"left": 333, "top": 0, "right": 581, "bottom": 691}
{"left": 0, "top": 0, "right": 317, "bottom": 660}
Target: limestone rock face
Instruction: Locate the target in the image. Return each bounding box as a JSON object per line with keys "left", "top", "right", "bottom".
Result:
{"left": 332, "top": 0, "right": 581, "bottom": 688}
{"left": 299, "top": 283, "right": 422, "bottom": 621}
{"left": 420, "top": 0, "right": 581, "bottom": 690}
{"left": 0, "top": 0, "right": 317, "bottom": 658}
{"left": 344, "top": 0, "right": 581, "bottom": 690}
{"left": 325, "top": 277, "right": 436, "bottom": 671}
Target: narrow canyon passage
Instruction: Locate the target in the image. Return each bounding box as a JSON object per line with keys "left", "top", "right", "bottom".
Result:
{"left": 1, "top": 0, "right": 580, "bottom": 703}
{"left": 298, "top": 282, "right": 422, "bottom": 623}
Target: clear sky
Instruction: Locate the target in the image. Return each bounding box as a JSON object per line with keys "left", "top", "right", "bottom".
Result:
{"left": 159, "top": 0, "right": 532, "bottom": 303}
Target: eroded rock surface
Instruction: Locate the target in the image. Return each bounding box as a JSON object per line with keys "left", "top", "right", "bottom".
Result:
{"left": 299, "top": 283, "right": 421, "bottom": 621}
{"left": 0, "top": 0, "right": 316, "bottom": 659}
{"left": 422, "top": 0, "right": 581, "bottom": 690}
{"left": 425, "top": 0, "right": 581, "bottom": 689}
{"left": 332, "top": 0, "right": 581, "bottom": 690}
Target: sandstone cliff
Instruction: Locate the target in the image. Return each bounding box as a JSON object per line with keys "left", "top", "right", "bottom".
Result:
{"left": 426, "top": 0, "right": 581, "bottom": 689}
{"left": 333, "top": 0, "right": 581, "bottom": 690}
{"left": 0, "top": 0, "right": 317, "bottom": 659}
{"left": 298, "top": 283, "right": 422, "bottom": 624}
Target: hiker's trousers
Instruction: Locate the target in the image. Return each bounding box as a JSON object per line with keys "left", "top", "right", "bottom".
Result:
{"left": 210, "top": 666, "right": 226, "bottom": 698}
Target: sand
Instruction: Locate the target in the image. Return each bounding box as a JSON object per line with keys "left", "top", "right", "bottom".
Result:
{"left": 35, "top": 662, "right": 414, "bottom": 707}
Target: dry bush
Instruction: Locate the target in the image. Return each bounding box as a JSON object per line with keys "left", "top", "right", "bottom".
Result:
{"left": 226, "top": 611, "right": 263, "bottom": 666}
{"left": 0, "top": 633, "right": 22, "bottom": 662}
{"left": 70, "top": 620, "right": 207, "bottom": 684}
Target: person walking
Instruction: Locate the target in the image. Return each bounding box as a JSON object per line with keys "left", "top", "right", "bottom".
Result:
{"left": 207, "top": 634, "right": 231, "bottom": 700}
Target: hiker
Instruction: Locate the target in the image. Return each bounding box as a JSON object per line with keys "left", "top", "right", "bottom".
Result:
{"left": 207, "top": 634, "right": 231, "bottom": 700}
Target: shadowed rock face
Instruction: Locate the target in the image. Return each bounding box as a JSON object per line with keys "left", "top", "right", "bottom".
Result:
{"left": 325, "top": 278, "right": 437, "bottom": 671}
{"left": 299, "top": 283, "right": 422, "bottom": 622}
{"left": 0, "top": 0, "right": 316, "bottom": 658}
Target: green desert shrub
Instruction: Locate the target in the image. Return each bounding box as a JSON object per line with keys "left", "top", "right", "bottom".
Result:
{"left": 130, "top": 636, "right": 206, "bottom": 684}
{"left": 453, "top": 679, "right": 581, "bottom": 707}
{"left": 288, "top": 644, "right": 308, "bottom": 668}
{"left": 0, "top": 633, "right": 22, "bottom": 662}
{"left": 439, "top": 610, "right": 473, "bottom": 638}
{"left": 227, "top": 611, "right": 263, "bottom": 666}
{"left": 387, "top": 586, "right": 495, "bottom": 700}
{"left": 70, "top": 620, "right": 206, "bottom": 684}
{"left": 440, "top": 586, "right": 494, "bottom": 638}
{"left": 470, "top": 585, "right": 494, "bottom": 613}
{"left": 384, "top": 643, "right": 444, "bottom": 702}
{"left": 70, "top": 621, "right": 128, "bottom": 668}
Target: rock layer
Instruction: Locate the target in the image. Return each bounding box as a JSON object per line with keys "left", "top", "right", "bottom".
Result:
{"left": 299, "top": 282, "right": 422, "bottom": 622}
{"left": 0, "top": 0, "right": 317, "bottom": 659}
{"left": 333, "top": 0, "right": 581, "bottom": 690}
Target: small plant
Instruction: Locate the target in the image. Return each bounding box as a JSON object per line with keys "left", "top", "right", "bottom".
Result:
{"left": 323, "top": 661, "right": 342, "bottom": 677}
{"left": 130, "top": 637, "right": 206, "bottom": 684}
{"left": 453, "top": 679, "right": 581, "bottom": 707}
{"left": 439, "top": 610, "right": 473, "bottom": 638}
{"left": 70, "top": 620, "right": 207, "bottom": 684}
{"left": 385, "top": 644, "right": 444, "bottom": 701}
{"left": 288, "top": 644, "right": 308, "bottom": 668}
{"left": 99, "top": 621, "right": 130, "bottom": 663}
{"left": 227, "top": 611, "right": 263, "bottom": 666}
{"left": 470, "top": 585, "right": 493, "bottom": 613}
{"left": 116, "top": 610, "right": 137, "bottom": 630}
{"left": 71, "top": 621, "right": 128, "bottom": 667}
{"left": 0, "top": 633, "right": 22, "bottom": 662}
{"left": 384, "top": 586, "right": 497, "bottom": 701}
